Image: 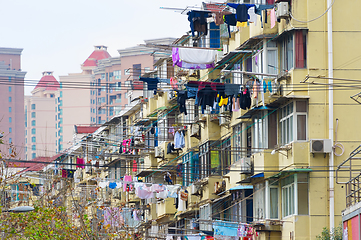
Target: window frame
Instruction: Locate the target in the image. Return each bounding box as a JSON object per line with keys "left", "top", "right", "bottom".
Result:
{"left": 279, "top": 100, "right": 308, "bottom": 146}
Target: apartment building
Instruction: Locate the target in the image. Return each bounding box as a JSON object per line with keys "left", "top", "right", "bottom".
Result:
{"left": 37, "top": 0, "right": 361, "bottom": 239}
{"left": 25, "top": 71, "right": 59, "bottom": 159}
{"left": 0, "top": 47, "right": 26, "bottom": 159}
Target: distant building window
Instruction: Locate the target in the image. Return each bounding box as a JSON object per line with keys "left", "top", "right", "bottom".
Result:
{"left": 114, "top": 70, "right": 121, "bottom": 79}
{"left": 9, "top": 117, "right": 12, "bottom": 123}
{"left": 9, "top": 138, "right": 12, "bottom": 143}
{"left": 144, "top": 67, "right": 151, "bottom": 73}
{"left": 50, "top": 94, "right": 54, "bottom": 98}
{"left": 9, "top": 107, "right": 12, "bottom": 112}
{"left": 32, "top": 153, "right": 36, "bottom": 159}
{"left": 31, "top": 128, "right": 36, "bottom": 134}
{"left": 31, "top": 112, "right": 36, "bottom": 118}
{"left": 31, "top": 104, "right": 36, "bottom": 110}
{"left": 25, "top": 138, "right": 27, "bottom": 144}
{"left": 8, "top": 77, "right": 11, "bottom": 82}
{"left": 124, "top": 69, "right": 130, "bottom": 75}
{"left": 31, "top": 120, "right": 36, "bottom": 126}
{"left": 32, "top": 145, "right": 36, "bottom": 151}
{"left": 101, "top": 74, "right": 105, "bottom": 79}
{"left": 9, "top": 128, "right": 12, "bottom": 133}
{"left": 31, "top": 137, "right": 36, "bottom": 143}
{"left": 8, "top": 86, "right": 11, "bottom": 92}
{"left": 8, "top": 97, "right": 11, "bottom": 102}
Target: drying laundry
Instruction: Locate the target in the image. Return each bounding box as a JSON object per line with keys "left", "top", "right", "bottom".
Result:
{"left": 174, "top": 131, "right": 185, "bottom": 149}
{"left": 178, "top": 48, "right": 217, "bottom": 65}
{"left": 139, "top": 77, "right": 158, "bottom": 91}
{"left": 187, "top": 10, "right": 212, "bottom": 36}
{"left": 76, "top": 158, "right": 85, "bottom": 169}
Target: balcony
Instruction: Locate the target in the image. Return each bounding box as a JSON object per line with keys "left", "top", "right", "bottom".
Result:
{"left": 156, "top": 198, "right": 177, "bottom": 219}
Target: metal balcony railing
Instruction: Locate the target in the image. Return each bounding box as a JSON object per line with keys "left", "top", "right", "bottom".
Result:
{"left": 336, "top": 144, "right": 361, "bottom": 207}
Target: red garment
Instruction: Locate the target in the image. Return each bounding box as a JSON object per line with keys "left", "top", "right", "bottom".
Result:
{"left": 76, "top": 158, "right": 85, "bottom": 169}
{"left": 62, "top": 169, "right": 66, "bottom": 178}
{"left": 132, "top": 160, "right": 137, "bottom": 172}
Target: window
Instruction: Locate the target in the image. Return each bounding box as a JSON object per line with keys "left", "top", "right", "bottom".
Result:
{"left": 32, "top": 145, "right": 36, "bottom": 151}
{"left": 182, "top": 152, "right": 200, "bottom": 186}
{"left": 9, "top": 107, "right": 12, "bottom": 112}
{"left": 199, "top": 204, "right": 212, "bottom": 231}
{"left": 144, "top": 67, "right": 151, "bottom": 73}
{"left": 267, "top": 41, "right": 278, "bottom": 74}
{"left": 253, "top": 112, "right": 267, "bottom": 151}
{"left": 31, "top": 112, "right": 36, "bottom": 118}
{"left": 9, "top": 117, "right": 12, "bottom": 123}
{"left": 31, "top": 137, "right": 36, "bottom": 143}
{"left": 124, "top": 69, "right": 130, "bottom": 75}
{"left": 133, "top": 64, "right": 141, "bottom": 79}
{"left": 209, "top": 22, "right": 221, "bottom": 48}
{"left": 267, "top": 180, "right": 279, "bottom": 219}
{"left": 8, "top": 86, "right": 11, "bottom": 92}
{"left": 31, "top": 104, "right": 35, "bottom": 110}
{"left": 233, "top": 123, "right": 244, "bottom": 162}
{"left": 279, "top": 101, "right": 307, "bottom": 145}
{"left": 31, "top": 128, "right": 36, "bottom": 134}
{"left": 9, "top": 138, "right": 12, "bottom": 143}
{"left": 281, "top": 34, "right": 294, "bottom": 71}
{"left": 114, "top": 70, "right": 121, "bottom": 79}
{"left": 31, "top": 120, "right": 36, "bottom": 126}
{"left": 8, "top": 97, "right": 12, "bottom": 102}
{"left": 254, "top": 182, "right": 265, "bottom": 220}
{"left": 32, "top": 153, "right": 36, "bottom": 159}
{"left": 9, "top": 128, "right": 12, "bottom": 133}
{"left": 101, "top": 73, "right": 105, "bottom": 80}
{"left": 50, "top": 94, "right": 54, "bottom": 98}
{"left": 199, "top": 141, "right": 221, "bottom": 179}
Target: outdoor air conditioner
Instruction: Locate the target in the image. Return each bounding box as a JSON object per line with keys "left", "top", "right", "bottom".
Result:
{"left": 191, "top": 184, "right": 201, "bottom": 195}
{"left": 190, "top": 124, "right": 200, "bottom": 138}
{"left": 219, "top": 116, "right": 230, "bottom": 126}
{"left": 154, "top": 146, "right": 164, "bottom": 158}
{"left": 310, "top": 139, "right": 332, "bottom": 153}
{"left": 275, "top": 2, "right": 289, "bottom": 18}
{"left": 240, "top": 158, "right": 252, "bottom": 174}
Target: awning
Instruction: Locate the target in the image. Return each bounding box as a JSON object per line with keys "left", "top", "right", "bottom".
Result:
{"left": 147, "top": 106, "right": 169, "bottom": 117}
{"left": 251, "top": 172, "right": 264, "bottom": 178}
{"left": 270, "top": 168, "right": 313, "bottom": 178}
{"left": 213, "top": 193, "right": 231, "bottom": 203}
{"left": 216, "top": 50, "right": 251, "bottom": 66}
{"left": 237, "top": 106, "right": 275, "bottom": 119}
{"left": 229, "top": 185, "right": 253, "bottom": 191}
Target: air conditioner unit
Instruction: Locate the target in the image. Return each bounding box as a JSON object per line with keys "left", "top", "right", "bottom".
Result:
{"left": 310, "top": 139, "right": 332, "bottom": 153}
{"left": 191, "top": 184, "right": 201, "bottom": 195}
{"left": 275, "top": 2, "right": 289, "bottom": 18}
{"left": 219, "top": 116, "right": 230, "bottom": 126}
{"left": 190, "top": 124, "right": 200, "bottom": 138}
{"left": 240, "top": 158, "right": 252, "bottom": 174}
{"left": 155, "top": 146, "right": 164, "bottom": 158}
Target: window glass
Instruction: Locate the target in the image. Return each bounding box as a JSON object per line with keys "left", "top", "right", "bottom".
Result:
{"left": 31, "top": 128, "right": 36, "bottom": 134}
{"left": 8, "top": 97, "right": 12, "bottom": 102}
{"left": 31, "top": 112, "right": 36, "bottom": 118}
{"left": 9, "top": 128, "right": 12, "bottom": 133}
{"left": 297, "top": 115, "right": 307, "bottom": 140}
{"left": 31, "top": 120, "right": 36, "bottom": 126}
{"left": 8, "top": 86, "right": 11, "bottom": 92}
{"left": 31, "top": 104, "right": 35, "bottom": 110}
{"left": 270, "top": 187, "right": 279, "bottom": 219}
{"left": 31, "top": 137, "right": 36, "bottom": 142}
{"left": 9, "top": 117, "right": 12, "bottom": 123}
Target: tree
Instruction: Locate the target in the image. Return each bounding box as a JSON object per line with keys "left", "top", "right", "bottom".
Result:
{"left": 316, "top": 223, "right": 343, "bottom": 240}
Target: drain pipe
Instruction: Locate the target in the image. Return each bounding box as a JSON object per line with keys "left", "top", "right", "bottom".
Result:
{"left": 327, "top": 0, "right": 334, "bottom": 232}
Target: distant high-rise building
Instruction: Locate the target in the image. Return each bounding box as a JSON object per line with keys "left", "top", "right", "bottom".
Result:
{"left": 25, "top": 71, "right": 59, "bottom": 159}
{"left": 56, "top": 46, "right": 111, "bottom": 151}
{"left": 0, "top": 47, "right": 26, "bottom": 159}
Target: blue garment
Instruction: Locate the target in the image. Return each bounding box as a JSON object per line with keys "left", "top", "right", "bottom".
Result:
{"left": 263, "top": 80, "right": 267, "bottom": 93}
{"left": 158, "top": 78, "right": 170, "bottom": 84}
{"left": 224, "top": 14, "right": 237, "bottom": 38}
{"left": 174, "top": 131, "right": 185, "bottom": 149}
{"left": 187, "top": 10, "right": 212, "bottom": 37}
{"left": 185, "top": 86, "right": 198, "bottom": 99}
{"left": 268, "top": 80, "right": 273, "bottom": 93}
{"left": 139, "top": 77, "right": 158, "bottom": 91}
{"left": 227, "top": 3, "right": 256, "bottom": 22}
{"left": 109, "top": 182, "right": 117, "bottom": 189}
{"left": 255, "top": 5, "right": 274, "bottom": 27}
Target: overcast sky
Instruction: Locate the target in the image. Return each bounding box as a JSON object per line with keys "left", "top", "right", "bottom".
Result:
{"left": 0, "top": 0, "right": 204, "bottom": 95}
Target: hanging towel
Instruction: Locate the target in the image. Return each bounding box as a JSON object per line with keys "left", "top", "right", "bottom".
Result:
{"left": 76, "top": 158, "right": 85, "bottom": 169}
{"left": 139, "top": 77, "right": 158, "bottom": 91}
{"left": 109, "top": 182, "right": 117, "bottom": 189}
{"left": 178, "top": 48, "right": 217, "bottom": 65}
{"left": 270, "top": 8, "right": 276, "bottom": 28}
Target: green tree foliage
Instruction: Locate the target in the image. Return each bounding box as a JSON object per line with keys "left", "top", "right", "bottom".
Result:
{"left": 316, "top": 223, "right": 343, "bottom": 240}
{"left": 0, "top": 205, "right": 98, "bottom": 240}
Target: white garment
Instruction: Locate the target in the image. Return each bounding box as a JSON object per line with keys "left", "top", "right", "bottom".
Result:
{"left": 99, "top": 181, "right": 109, "bottom": 188}
{"left": 166, "top": 236, "right": 173, "bottom": 240}
{"left": 74, "top": 170, "right": 80, "bottom": 183}
{"left": 248, "top": 7, "right": 257, "bottom": 25}
{"left": 178, "top": 48, "right": 217, "bottom": 65}
{"left": 177, "top": 192, "right": 186, "bottom": 212}
{"left": 185, "top": 236, "right": 201, "bottom": 240}
{"left": 115, "top": 182, "right": 122, "bottom": 189}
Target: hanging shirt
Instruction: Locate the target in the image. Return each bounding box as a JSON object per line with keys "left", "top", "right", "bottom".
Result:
{"left": 177, "top": 90, "right": 188, "bottom": 115}
{"left": 76, "top": 158, "right": 85, "bottom": 169}
{"left": 174, "top": 131, "right": 185, "bottom": 149}
{"left": 187, "top": 10, "right": 212, "bottom": 37}
{"left": 139, "top": 77, "right": 158, "bottom": 91}
{"left": 270, "top": 8, "right": 276, "bottom": 28}
{"left": 109, "top": 182, "right": 117, "bottom": 189}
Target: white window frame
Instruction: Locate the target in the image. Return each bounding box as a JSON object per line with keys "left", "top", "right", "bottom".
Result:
{"left": 199, "top": 204, "right": 212, "bottom": 231}
{"left": 253, "top": 111, "right": 268, "bottom": 152}
{"left": 282, "top": 178, "right": 295, "bottom": 218}
{"left": 279, "top": 101, "right": 308, "bottom": 146}
{"left": 265, "top": 180, "right": 279, "bottom": 219}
